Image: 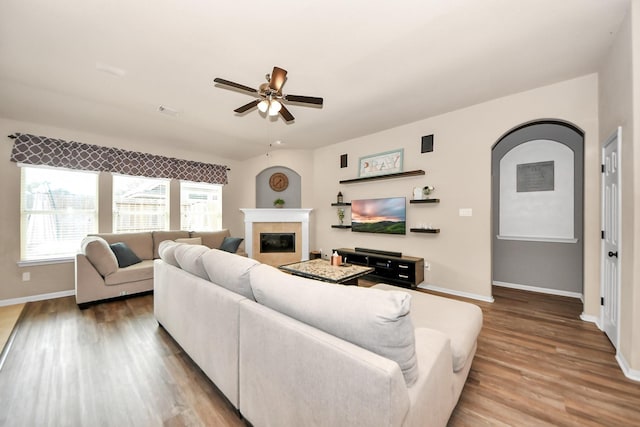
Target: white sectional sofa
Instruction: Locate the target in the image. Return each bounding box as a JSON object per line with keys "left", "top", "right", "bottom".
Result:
{"left": 153, "top": 242, "right": 483, "bottom": 427}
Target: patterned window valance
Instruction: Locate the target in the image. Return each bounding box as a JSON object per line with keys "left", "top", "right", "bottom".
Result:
{"left": 9, "top": 133, "right": 228, "bottom": 185}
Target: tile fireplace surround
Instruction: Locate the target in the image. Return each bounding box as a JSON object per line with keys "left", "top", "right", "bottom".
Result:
{"left": 240, "top": 208, "right": 312, "bottom": 265}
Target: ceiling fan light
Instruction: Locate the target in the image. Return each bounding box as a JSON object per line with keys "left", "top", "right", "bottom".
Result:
{"left": 268, "top": 100, "right": 282, "bottom": 116}
{"left": 257, "top": 99, "right": 269, "bottom": 113}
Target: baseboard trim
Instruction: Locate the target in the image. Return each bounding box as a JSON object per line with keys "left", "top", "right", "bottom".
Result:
{"left": 0, "top": 290, "right": 75, "bottom": 307}
{"left": 616, "top": 351, "right": 640, "bottom": 382}
{"left": 492, "top": 280, "right": 583, "bottom": 300}
{"left": 579, "top": 312, "right": 602, "bottom": 328}
{"left": 417, "top": 283, "right": 495, "bottom": 303}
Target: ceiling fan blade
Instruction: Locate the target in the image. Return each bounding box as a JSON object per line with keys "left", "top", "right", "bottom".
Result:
{"left": 269, "top": 67, "right": 288, "bottom": 92}
{"left": 279, "top": 104, "right": 295, "bottom": 122}
{"left": 213, "top": 78, "right": 258, "bottom": 93}
{"left": 234, "top": 99, "right": 261, "bottom": 113}
{"left": 284, "top": 94, "right": 323, "bottom": 106}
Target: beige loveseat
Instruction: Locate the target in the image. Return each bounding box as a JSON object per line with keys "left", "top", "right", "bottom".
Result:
{"left": 154, "top": 242, "right": 483, "bottom": 427}
{"left": 75, "top": 229, "right": 244, "bottom": 307}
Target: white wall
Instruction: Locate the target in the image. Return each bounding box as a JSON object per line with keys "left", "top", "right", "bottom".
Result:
{"left": 599, "top": 3, "right": 640, "bottom": 373}
{"left": 313, "top": 74, "right": 599, "bottom": 303}
{"left": 499, "top": 140, "right": 574, "bottom": 240}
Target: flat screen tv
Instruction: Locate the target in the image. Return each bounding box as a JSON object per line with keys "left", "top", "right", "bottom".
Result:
{"left": 351, "top": 197, "right": 406, "bottom": 235}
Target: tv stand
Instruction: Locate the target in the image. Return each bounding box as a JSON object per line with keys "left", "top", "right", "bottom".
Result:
{"left": 335, "top": 248, "right": 424, "bottom": 289}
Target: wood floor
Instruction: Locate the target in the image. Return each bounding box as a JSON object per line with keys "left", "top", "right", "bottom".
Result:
{"left": 0, "top": 287, "right": 638, "bottom": 426}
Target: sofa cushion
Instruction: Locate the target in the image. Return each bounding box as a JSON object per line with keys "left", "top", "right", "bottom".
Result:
{"left": 201, "top": 249, "right": 258, "bottom": 300}
{"left": 158, "top": 241, "right": 183, "bottom": 267}
{"left": 152, "top": 230, "right": 190, "bottom": 259}
{"left": 104, "top": 260, "right": 154, "bottom": 285}
{"left": 92, "top": 232, "right": 153, "bottom": 260}
{"left": 372, "top": 283, "right": 483, "bottom": 373}
{"left": 175, "top": 237, "right": 202, "bottom": 245}
{"left": 219, "top": 237, "right": 244, "bottom": 253}
{"left": 190, "top": 230, "right": 230, "bottom": 250}
{"left": 249, "top": 264, "right": 419, "bottom": 386}
{"left": 109, "top": 242, "right": 142, "bottom": 268}
{"left": 174, "top": 244, "right": 210, "bottom": 280}
{"left": 81, "top": 236, "right": 118, "bottom": 277}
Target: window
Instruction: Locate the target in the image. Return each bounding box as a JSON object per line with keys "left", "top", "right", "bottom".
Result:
{"left": 113, "top": 175, "right": 170, "bottom": 233}
{"left": 21, "top": 166, "right": 98, "bottom": 261}
{"left": 180, "top": 181, "right": 222, "bottom": 231}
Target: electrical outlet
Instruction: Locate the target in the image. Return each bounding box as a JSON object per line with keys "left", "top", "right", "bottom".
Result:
{"left": 22, "top": 272, "right": 30, "bottom": 281}
{"left": 424, "top": 262, "right": 431, "bottom": 271}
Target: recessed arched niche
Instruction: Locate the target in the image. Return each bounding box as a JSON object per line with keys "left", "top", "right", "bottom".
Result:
{"left": 255, "top": 166, "right": 301, "bottom": 208}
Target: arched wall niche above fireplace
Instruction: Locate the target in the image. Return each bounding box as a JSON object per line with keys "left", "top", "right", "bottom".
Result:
{"left": 255, "top": 166, "right": 301, "bottom": 208}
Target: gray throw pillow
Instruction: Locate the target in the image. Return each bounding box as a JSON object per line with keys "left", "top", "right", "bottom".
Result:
{"left": 219, "top": 237, "right": 243, "bottom": 253}
{"left": 249, "top": 264, "right": 419, "bottom": 386}
{"left": 109, "top": 242, "right": 142, "bottom": 268}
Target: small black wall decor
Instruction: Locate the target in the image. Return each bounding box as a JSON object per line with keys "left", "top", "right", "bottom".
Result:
{"left": 421, "top": 135, "right": 434, "bottom": 153}
{"left": 340, "top": 153, "right": 348, "bottom": 168}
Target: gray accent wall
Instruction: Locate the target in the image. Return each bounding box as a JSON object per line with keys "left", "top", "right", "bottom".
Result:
{"left": 492, "top": 121, "right": 584, "bottom": 294}
{"left": 256, "top": 166, "right": 301, "bottom": 208}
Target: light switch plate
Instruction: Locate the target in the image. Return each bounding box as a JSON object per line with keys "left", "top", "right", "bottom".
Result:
{"left": 459, "top": 208, "right": 473, "bottom": 217}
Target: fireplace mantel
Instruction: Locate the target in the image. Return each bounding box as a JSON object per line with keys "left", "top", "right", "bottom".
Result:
{"left": 240, "top": 208, "right": 313, "bottom": 261}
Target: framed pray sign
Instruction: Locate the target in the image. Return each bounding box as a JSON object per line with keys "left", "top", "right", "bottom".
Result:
{"left": 358, "top": 149, "right": 404, "bottom": 178}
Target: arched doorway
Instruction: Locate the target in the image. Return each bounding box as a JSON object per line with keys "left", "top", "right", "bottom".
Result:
{"left": 492, "top": 120, "right": 584, "bottom": 296}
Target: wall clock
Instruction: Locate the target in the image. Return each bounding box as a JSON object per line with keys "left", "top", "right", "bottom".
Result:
{"left": 269, "top": 172, "right": 289, "bottom": 192}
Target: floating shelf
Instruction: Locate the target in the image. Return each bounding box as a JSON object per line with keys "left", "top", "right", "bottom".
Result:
{"left": 409, "top": 198, "right": 440, "bottom": 204}
{"left": 331, "top": 225, "right": 352, "bottom": 229}
{"left": 410, "top": 228, "right": 440, "bottom": 234}
{"left": 331, "top": 202, "right": 351, "bottom": 206}
{"left": 339, "top": 170, "right": 425, "bottom": 184}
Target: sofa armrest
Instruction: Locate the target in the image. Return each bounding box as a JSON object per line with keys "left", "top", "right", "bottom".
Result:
{"left": 75, "top": 253, "right": 107, "bottom": 305}
{"left": 403, "top": 328, "right": 455, "bottom": 427}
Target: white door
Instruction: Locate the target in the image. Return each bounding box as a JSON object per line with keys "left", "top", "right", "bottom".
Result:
{"left": 601, "top": 127, "right": 621, "bottom": 348}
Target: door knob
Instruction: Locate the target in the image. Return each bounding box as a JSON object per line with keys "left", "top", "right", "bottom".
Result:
{"left": 608, "top": 251, "right": 618, "bottom": 258}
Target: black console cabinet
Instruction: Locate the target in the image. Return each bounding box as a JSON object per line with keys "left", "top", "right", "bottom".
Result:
{"left": 335, "top": 248, "right": 424, "bottom": 289}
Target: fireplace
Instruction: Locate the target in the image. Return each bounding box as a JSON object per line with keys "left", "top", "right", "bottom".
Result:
{"left": 260, "top": 233, "right": 296, "bottom": 253}
{"left": 240, "top": 208, "right": 312, "bottom": 265}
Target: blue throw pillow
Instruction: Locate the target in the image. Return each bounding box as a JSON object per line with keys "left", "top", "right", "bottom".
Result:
{"left": 110, "top": 242, "right": 142, "bottom": 268}
{"left": 219, "top": 237, "right": 243, "bottom": 253}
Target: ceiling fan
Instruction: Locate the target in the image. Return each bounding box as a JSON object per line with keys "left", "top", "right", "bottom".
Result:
{"left": 213, "top": 66, "right": 323, "bottom": 122}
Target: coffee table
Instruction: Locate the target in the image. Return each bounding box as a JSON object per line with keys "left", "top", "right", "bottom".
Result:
{"left": 279, "top": 258, "right": 374, "bottom": 285}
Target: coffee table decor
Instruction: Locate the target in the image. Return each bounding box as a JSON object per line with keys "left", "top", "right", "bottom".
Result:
{"left": 279, "top": 258, "right": 373, "bottom": 285}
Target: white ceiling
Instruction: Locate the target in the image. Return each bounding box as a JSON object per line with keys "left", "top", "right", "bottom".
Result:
{"left": 0, "top": 0, "right": 629, "bottom": 160}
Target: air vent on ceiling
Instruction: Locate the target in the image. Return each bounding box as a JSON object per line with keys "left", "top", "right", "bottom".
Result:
{"left": 158, "top": 105, "right": 179, "bottom": 117}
